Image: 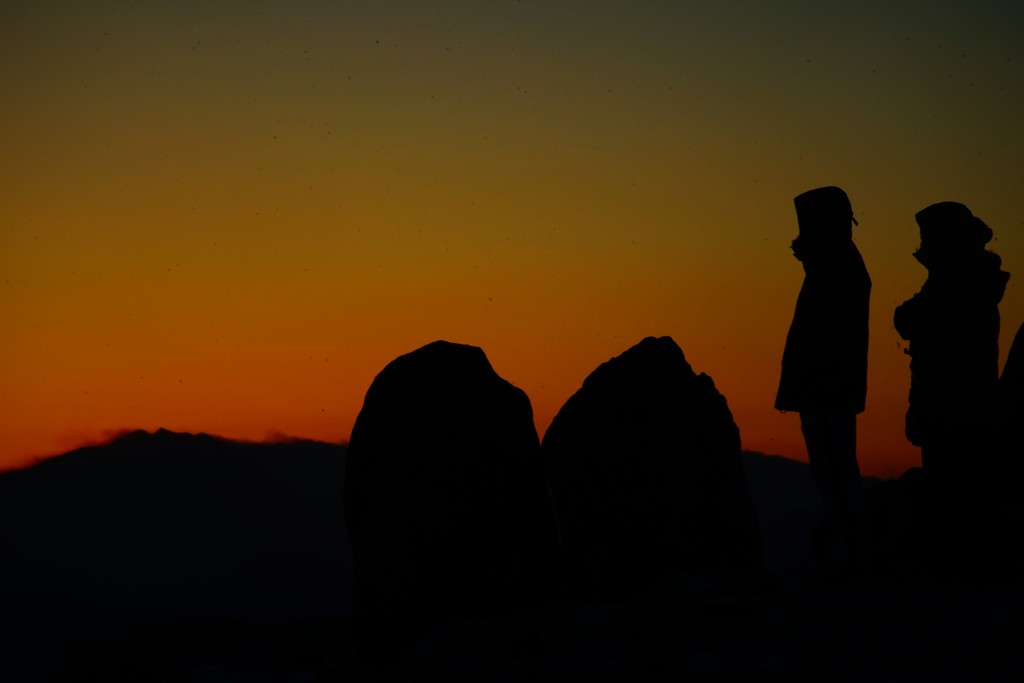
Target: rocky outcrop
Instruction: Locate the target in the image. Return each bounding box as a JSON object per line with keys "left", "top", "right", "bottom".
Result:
{"left": 998, "top": 321, "right": 1024, "bottom": 446}
{"left": 541, "top": 336, "right": 760, "bottom": 597}
{"left": 864, "top": 466, "right": 1024, "bottom": 587}
{"left": 344, "top": 340, "right": 557, "bottom": 657}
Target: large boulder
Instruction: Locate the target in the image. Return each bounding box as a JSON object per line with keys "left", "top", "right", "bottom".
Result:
{"left": 541, "top": 336, "right": 760, "bottom": 597}
{"left": 344, "top": 340, "right": 557, "bottom": 658}
{"left": 998, "top": 321, "right": 1024, "bottom": 451}
{"left": 864, "top": 466, "right": 1024, "bottom": 588}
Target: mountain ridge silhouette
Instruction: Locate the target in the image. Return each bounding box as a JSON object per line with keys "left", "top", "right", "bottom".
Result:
{"left": 0, "top": 429, "right": 352, "bottom": 681}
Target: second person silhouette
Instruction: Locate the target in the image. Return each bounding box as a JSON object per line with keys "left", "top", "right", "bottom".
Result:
{"left": 776, "top": 186, "right": 871, "bottom": 582}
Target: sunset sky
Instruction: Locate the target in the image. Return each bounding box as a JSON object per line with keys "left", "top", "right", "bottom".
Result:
{"left": 3, "top": 1, "right": 1022, "bottom": 477}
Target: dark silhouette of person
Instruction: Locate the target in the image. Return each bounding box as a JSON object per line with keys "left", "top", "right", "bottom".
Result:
{"left": 894, "top": 202, "right": 1010, "bottom": 482}
{"left": 776, "top": 186, "right": 871, "bottom": 579}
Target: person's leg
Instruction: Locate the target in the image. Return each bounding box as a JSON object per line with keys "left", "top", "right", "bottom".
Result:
{"left": 829, "top": 411, "right": 870, "bottom": 575}
{"left": 801, "top": 411, "right": 845, "bottom": 572}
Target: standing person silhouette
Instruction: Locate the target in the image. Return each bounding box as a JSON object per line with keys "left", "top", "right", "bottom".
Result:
{"left": 776, "top": 186, "right": 871, "bottom": 581}
{"left": 894, "top": 203, "right": 1009, "bottom": 484}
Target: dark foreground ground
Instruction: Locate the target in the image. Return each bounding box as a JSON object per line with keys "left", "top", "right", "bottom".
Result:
{"left": 4, "top": 437, "right": 1023, "bottom": 681}
{"left": 47, "top": 572, "right": 1024, "bottom": 682}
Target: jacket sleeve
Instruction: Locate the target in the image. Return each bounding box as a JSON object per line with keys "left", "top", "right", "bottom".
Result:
{"left": 894, "top": 292, "right": 922, "bottom": 341}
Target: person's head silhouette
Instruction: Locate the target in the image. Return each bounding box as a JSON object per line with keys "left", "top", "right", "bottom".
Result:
{"left": 913, "top": 201, "right": 994, "bottom": 270}
{"left": 793, "top": 186, "right": 858, "bottom": 245}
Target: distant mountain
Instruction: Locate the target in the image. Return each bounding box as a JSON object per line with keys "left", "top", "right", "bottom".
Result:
{"left": 0, "top": 429, "right": 351, "bottom": 680}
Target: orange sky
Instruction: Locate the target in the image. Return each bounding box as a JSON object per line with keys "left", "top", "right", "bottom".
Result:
{"left": 3, "top": 1, "right": 1022, "bottom": 478}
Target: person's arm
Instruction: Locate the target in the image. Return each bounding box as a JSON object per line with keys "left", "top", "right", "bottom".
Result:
{"left": 894, "top": 291, "right": 924, "bottom": 341}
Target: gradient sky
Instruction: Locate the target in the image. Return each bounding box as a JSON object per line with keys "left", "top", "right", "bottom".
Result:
{"left": 3, "top": 1, "right": 1022, "bottom": 477}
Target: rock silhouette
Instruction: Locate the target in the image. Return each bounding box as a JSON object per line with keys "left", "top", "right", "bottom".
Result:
{"left": 344, "top": 340, "right": 557, "bottom": 659}
{"left": 863, "top": 465, "right": 1024, "bottom": 588}
{"left": 994, "top": 320, "right": 1024, "bottom": 497}
{"left": 998, "top": 321, "right": 1024, "bottom": 446}
{"left": 541, "top": 336, "right": 760, "bottom": 597}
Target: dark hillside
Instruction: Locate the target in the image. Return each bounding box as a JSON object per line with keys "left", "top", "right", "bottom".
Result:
{"left": 0, "top": 430, "right": 351, "bottom": 680}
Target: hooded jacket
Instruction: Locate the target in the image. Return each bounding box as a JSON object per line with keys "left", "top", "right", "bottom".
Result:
{"left": 775, "top": 235, "right": 871, "bottom": 414}
{"left": 894, "top": 248, "right": 1009, "bottom": 446}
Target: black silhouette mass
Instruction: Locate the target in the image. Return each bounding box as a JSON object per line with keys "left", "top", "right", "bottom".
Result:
{"left": 343, "top": 340, "right": 557, "bottom": 658}
{"left": 542, "top": 336, "right": 761, "bottom": 597}
{"left": 895, "top": 201, "right": 1010, "bottom": 481}
{"left": 776, "top": 186, "right": 871, "bottom": 579}
{"left": 2, "top": 199, "right": 1021, "bottom": 680}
